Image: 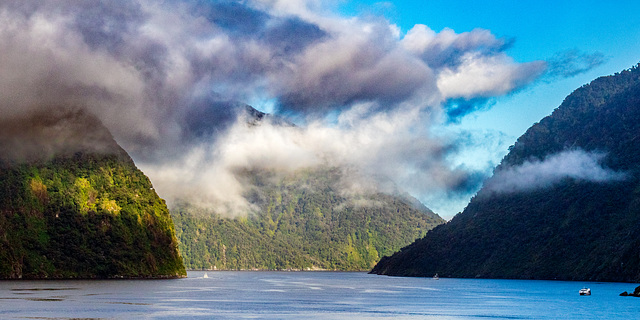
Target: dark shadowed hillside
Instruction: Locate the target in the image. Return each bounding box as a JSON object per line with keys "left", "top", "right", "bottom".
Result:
{"left": 371, "top": 63, "right": 640, "bottom": 282}
{"left": 0, "top": 109, "right": 186, "bottom": 279}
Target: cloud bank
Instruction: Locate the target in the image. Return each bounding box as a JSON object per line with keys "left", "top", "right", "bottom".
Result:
{"left": 143, "top": 105, "right": 482, "bottom": 215}
{"left": 483, "top": 149, "right": 627, "bottom": 194}
{"left": 0, "top": 0, "right": 547, "bottom": 216}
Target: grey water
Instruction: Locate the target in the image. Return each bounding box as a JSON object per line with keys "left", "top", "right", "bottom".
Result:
{"left": 1, "top": 271, "right": 639, "bottom": 319}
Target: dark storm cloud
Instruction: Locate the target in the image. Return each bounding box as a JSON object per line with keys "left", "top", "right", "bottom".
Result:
{"left": 0, "top": 0, "right": 547, "bottom": 216}
{"left": 274, "top": 19, "right": 436, "bottom": 113}
{"left": 0, "top": 0, "right": 544, "bottom": 136}
{"left": 2, "top": 0, "right": 146, "bottom": 52}
{"left": 0, "top": 0, "right": 279, "bottom": 155}
{"left": 71, "top": 1, "right": 146, "bottom": 51}
{"left": 196, "top": 1, "right": 270, "bottom": 35}
{"left": 182, "top": 99, "right": 248, "bottom": 141}
{"left": 262, "top": 16, "right": 328, "bottom": 55}
{"left": 191, "top": 1, "right": 328, "bottom": 55}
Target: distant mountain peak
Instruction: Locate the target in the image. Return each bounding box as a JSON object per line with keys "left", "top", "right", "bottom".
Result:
{"left": 243, "top": 104, "right": 295, "bottom": 127}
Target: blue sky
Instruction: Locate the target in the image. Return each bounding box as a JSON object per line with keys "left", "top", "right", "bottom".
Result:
{"left": 341, "top": 0, "right": 640, "bottom": 137}
{"left": 335, "top": 0, "right": 640, "bottom": 216}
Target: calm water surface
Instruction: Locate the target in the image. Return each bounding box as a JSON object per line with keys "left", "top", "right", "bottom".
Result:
{"left": 1, "top": 271, "right": 639, "bottom": 319}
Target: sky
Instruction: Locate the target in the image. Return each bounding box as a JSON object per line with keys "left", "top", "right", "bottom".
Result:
{"left": 340, "top": 0, "right": 640, "bottom": 215}
{"left": 344, "top": 0, "right": 640, "bottom": 135}
{"left": 1, "top": 0, "right": 639, "bottom": 220}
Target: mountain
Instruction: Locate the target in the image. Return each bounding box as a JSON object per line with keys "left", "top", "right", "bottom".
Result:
{"left": 371, "top": 63, "right": 640, "bottom": 282}
{"left": 172, "top": 167, "right": 445, "bottom": 271}
{"left": 0, "top": 109, "right": 186, "bottom": 279}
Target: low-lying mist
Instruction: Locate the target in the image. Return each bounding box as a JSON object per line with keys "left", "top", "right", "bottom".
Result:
{"left": 140, "top": 106, "right": 478, "bottom": 216}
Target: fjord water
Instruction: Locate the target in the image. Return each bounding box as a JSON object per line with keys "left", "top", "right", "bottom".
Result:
{"left": 1, "top": 271, "right": 639, "bottom": 319}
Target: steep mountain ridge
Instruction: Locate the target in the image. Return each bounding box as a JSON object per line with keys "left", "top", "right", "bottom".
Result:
{"left": 0, "top": 109, "right": 186, "bottom": 279}
{"left": 371, "top": 64, "right": 640, "bottom": 282}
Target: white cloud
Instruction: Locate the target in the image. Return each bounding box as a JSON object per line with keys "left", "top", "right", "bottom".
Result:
{"left": 437, "top": 52, "right": 545, "bottom": 99}
{"left": 0, "top": 0, "right": 548, "bottom": 217}
{"left": 483, "top": 149, "right": 627, "bottom": 194}
{"left": 141, "top": 106, "right": 475, "bottom": 216}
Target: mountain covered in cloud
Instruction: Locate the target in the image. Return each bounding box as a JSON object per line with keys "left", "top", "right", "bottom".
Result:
{"left": 0, "top": 109, "right": 185, "bottom": 279}
{"left": 172, "top": 166, "right": 444, "bottom": 271}
{"left": 169, "top": 107, "right": 444, "bottom": 271}
{"left": 371, "top": 63, "right": 640, "bottom": 282}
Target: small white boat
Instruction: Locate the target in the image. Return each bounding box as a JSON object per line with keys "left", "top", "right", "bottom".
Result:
{"left": 579, "top": 288, "right": 591, "bottom": 296}
{"left": 433, "top": 273, "right": 439, "bottom": 280}
{"left": 203, "top": 273, "right": 209, "bottom": 279}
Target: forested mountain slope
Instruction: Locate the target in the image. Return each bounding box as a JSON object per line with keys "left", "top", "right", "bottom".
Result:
{"left": 0, "top": 109, "right": 186, "bottom": 279}
{"left": 371, "top": 64, "right": 640, "bottom": 282}
{"left": 173, "top": 167, "right": 444, "bottom": 271}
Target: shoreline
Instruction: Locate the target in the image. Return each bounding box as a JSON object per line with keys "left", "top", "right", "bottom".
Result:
{"left": 0, "top": 274, "right": 187, "bottom": 281}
